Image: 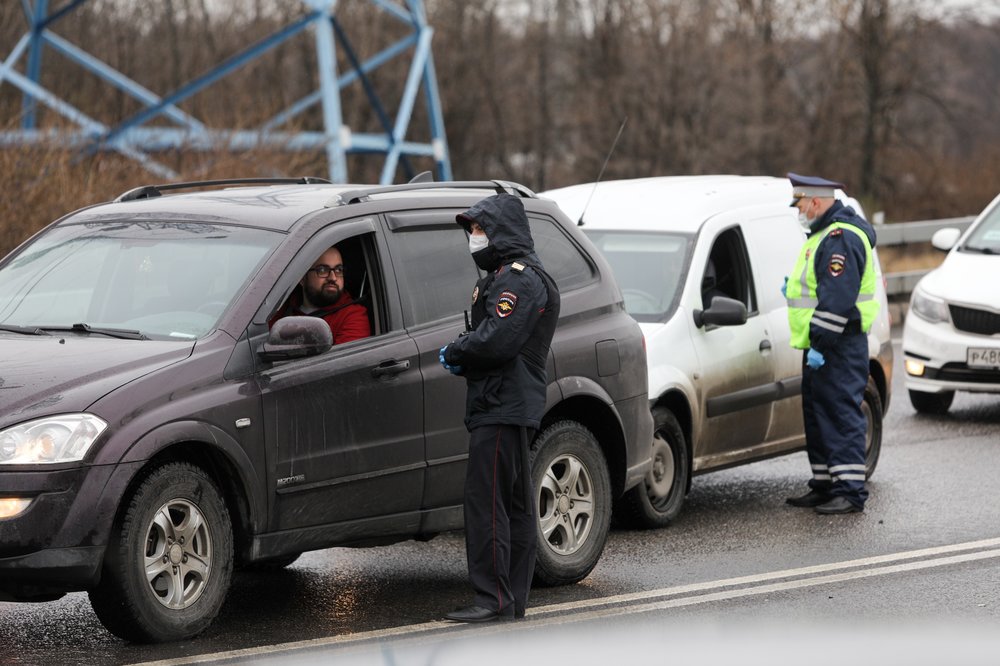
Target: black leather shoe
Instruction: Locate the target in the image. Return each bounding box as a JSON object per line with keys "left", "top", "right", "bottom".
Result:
{"left": 815, "top": 496, "right": 863, "bottom": 514}
{"left": 785, "top": 489, "right": 832, "bottom": 507}
{"left": 444, "top": 605, "right": 511, "bottom": 623}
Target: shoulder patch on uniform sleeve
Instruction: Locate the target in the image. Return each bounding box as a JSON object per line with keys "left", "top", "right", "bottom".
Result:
{"left": 828, "top": 228, "right": 843, "bottom": 237}
{"left": 471, "top": 285, "right": 480, "bottom": 304}
{"left": 496, "top": 290, "right": 518, "bottom": 317}
{"left": 510, "top": 261, "right": 525, "bottom": 273}
{"left": 828, "top": 253, "right": 846, "bottom": 277}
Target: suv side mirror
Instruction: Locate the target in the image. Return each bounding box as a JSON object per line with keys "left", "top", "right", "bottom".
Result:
{"left": 693, "top": 296, "right": 748, "bottom": 329}
{"left": 259, "top": 316, "right": 332, "bottom": 362}
{"left": 931, "top": 227, "right": 961, "bottom": 252}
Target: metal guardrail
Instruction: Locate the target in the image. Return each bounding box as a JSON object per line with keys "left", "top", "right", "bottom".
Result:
{"left": 879, "top": 216, "right": 976, "bottom": 296}
{"left": 876, "top": 216, "right": 974, "bottom": 246}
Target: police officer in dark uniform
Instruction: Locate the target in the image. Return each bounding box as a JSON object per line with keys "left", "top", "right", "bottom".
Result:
{"left": 783, "top": 173, "right": 880, "bottom": 515}
{"left": 439, "top": 193, "right": 560, "bottom": 622}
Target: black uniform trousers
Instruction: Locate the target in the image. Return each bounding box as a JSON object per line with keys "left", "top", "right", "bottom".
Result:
{"left": 802, "top": 330, "right": 870, "bottom": 508}
{"left": 464, "top": 423, "right": 536, "bottom": 618}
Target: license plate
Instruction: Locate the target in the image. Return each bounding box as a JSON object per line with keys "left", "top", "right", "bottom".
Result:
{"left": 968, "top": 347, "right": 1000, "bottom": 368}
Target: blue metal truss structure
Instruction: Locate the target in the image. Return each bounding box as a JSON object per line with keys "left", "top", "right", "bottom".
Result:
{"left": 0, "top": 0, "right": 452, "bottom": 183}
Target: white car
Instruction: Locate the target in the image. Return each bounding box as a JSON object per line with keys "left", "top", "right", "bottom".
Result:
{"left": 542, "top": 175, "right": 893, "bottom": 527}
{"left": 902, "top": 192, "right": 1000, "bottom": 413}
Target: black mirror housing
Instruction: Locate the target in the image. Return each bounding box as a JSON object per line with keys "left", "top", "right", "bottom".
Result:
{"left": 693, "top": 296, "right": 748, "bottom": 328}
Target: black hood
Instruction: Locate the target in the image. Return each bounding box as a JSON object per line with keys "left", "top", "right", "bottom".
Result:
{"left": 457, "top": 193, "right": 535, "bottom": 258}
{"left": 810, "top": 200, "right": 878, "bottom": 248}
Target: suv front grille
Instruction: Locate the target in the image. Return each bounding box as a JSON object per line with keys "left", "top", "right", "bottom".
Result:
{"left": 950, "top": 305, "right": 1000, "bottom": 336}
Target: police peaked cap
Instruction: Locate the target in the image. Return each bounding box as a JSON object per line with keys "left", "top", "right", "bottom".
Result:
{"left": 787, "top": 172, "right": 846, "bottom": 205}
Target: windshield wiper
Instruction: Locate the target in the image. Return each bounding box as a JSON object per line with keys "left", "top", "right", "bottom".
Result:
{"left": 961, "top": 245, "right": 997, "bottom": 254}
{"left": 0, "top": 324, "right": 52, "bottom": 336}
{"left": 40, "top": 323, "right": 148, "bottom": 340}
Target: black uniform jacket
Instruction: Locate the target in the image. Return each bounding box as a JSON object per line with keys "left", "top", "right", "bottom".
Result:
{"left": 445, "top": 194, "right": 560, "bottom": 430}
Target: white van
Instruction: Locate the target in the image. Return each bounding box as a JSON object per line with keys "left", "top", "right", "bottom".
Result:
{"left": 542, "top": 175, "right": 893, "bottom": 527}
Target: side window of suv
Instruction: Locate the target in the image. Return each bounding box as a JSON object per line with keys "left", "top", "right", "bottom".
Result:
{"left": 702, "top": 226, "right": 757, "bottom": 314}
{"left": 385, "top": 217, "right": 480, "bottom": 327}
{"left": 528, "top": 215, "right": 595, "bottom": 291}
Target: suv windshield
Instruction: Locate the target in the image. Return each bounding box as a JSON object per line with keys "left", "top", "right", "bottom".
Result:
{"left": 583, "top": 230, "right": 691, "bottom": 321}
{"left": 0, "top": 220, "right": 280, "bottom": 340}
{"left": 962, "top": 205, "right": 1000, "bottom": 254}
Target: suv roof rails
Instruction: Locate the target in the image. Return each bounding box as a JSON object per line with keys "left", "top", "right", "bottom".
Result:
{"left": 326, "top": 179, "right": 536, "bottom": 207}
{"left": 114, "top": 177, "right": 332, "bottom": 203}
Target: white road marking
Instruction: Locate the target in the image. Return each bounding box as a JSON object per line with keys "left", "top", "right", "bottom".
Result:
{"left": 128, "top": 537, "right": 1000, "bottom": 666}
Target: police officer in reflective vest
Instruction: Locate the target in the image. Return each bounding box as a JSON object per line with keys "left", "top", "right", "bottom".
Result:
{"left": 783, "top": 173, "right": 879, "bottom": 515}
{"left": 439, "top": 193, "right": 560, "bottom": 622}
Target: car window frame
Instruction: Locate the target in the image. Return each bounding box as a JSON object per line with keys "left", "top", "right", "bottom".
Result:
{"left": 247, "top": 217, "right": 404, "bottom": 361}
{"left": 381, "top": 209, "right": 483, "bottom": 331}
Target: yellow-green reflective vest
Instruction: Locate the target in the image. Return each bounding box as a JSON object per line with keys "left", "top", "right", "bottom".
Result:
{"left": 786, "top": 222, "right": 879, "bottom": 350}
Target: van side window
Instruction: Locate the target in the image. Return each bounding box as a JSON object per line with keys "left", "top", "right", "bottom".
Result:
{"left": 703, "top": 227, "right": 757, "bottom": 314}
{"left": 528, "top": 215, "right": 595, "bottom": 291}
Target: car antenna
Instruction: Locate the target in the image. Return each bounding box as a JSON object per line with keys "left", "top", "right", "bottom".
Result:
{"left": 577, "top": 115, "right": 627, "bottom": 226}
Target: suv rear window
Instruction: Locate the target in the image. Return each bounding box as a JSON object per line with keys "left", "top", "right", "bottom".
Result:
{"left": 528, "top": 215, "right": 595, "bottom": 291}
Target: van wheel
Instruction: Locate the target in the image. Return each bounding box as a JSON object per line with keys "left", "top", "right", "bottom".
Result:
{"left": 908, "top": 388, "right": 954, "bottom": 415}
{"left": 615, "top": 407, "right": 689, "bottom": 529}
{"left": 863, "top": 376, "right": 884, "bottom": 479}
{"left": 89, "top": 462, "right": 233, "bottom": 643}
{"left": 531, "top": 421, "right": 611, "bottom": 586}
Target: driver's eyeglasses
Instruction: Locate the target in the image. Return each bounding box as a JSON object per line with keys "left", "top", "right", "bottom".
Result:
{"left": 308, "top": 264, "right": 344, "bottom": 278}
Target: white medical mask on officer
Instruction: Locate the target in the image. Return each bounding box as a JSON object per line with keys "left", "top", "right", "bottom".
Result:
{"left": 795, "top": 197, "right": 816, "bottom": 231}
{"left": 469, "top": 233, "right": 489, "bottom": 254}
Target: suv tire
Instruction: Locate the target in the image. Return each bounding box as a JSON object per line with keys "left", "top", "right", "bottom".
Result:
{"left": 89, "top": 462, "right": 233, "bottom": 643}
{"left": 615, "top": 407, "right": 689, "bottom": 529}
{"left": 863, "top": 376, "right": 884, "bottom": 479}
{"left": 908, "top": 388, "right": 954, "bottom": 415}
{"left": 531, "top": 420, "right": 611, "bottom": 586}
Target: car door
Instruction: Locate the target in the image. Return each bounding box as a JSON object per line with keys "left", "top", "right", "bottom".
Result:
{"left": 380, "top": 210, "right": 480, "bottom": 529}
{"left": 688, "top": 220, "right": 774, "bottom": 460}
{"left": 252, "top": 220, "right": 425, "bottom": 533}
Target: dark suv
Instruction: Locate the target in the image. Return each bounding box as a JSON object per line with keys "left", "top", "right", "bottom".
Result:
{"left": 0, "top": 178, "right": 652, "bottom": 642}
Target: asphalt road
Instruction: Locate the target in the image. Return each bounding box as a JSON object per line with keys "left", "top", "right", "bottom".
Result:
{"left": 3, "top": 335, "right": 1000, "bottom": 665}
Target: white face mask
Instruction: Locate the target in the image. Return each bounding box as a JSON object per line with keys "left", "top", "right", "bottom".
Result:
{"left": 798, "top": 211, "right": 813, "bottom": 231}
{"left": 469, "top": 234, "right": 489, "bottom": 254}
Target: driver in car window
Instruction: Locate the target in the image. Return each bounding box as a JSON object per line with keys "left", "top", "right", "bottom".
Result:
{"left": 270, "top": 245, "right": 370, "bottom": 345}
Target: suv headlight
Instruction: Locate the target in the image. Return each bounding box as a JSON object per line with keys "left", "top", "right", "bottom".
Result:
{"left": 910, "top": 288, "right": 951, "bottom": 324}
{"left": 0, "top": 414, "right": 107, "bottom": 465}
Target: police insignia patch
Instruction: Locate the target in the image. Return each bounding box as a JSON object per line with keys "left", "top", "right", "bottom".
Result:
{"left": 472, "top": 286, "right": 480, "bottom": 304}
{"left": 829, "top": 228, "right": 843, "bottom": 237}
{"left": 829, "top": 253, "right": 846, "bottom": 277}
{"left": 496, "top": 291, "right": 518, "bottom": 317}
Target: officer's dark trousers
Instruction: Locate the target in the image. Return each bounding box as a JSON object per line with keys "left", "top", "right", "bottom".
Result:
{"left": 801, "top": 331, "right": 869, "bottom": 508}
{"left": 464, "top": 424, "right": 536, "bottom": 617}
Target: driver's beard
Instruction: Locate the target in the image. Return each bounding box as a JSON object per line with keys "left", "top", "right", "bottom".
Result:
{"left": 305, "top": 283, "right": 341, "bottom": 308}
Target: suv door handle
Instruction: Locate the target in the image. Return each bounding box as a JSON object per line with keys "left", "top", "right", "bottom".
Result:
{"left": 372, "top": 359, "right": 410, "bottom": 378}
{"left": 759, "top": 339, "right": 772, "bottom": 352}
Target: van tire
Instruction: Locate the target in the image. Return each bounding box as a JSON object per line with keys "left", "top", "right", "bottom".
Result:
{"left": 864, "top": 376, "right": 884, "bottom": 479}
{"left": 531, "top": 421, "right": 611, "bottom": 586}
{"left": 615, "top": 407, "right": 689, "bottom": 529}
{"left": 89, "top": 462, "right": 233, "bottom": 643}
